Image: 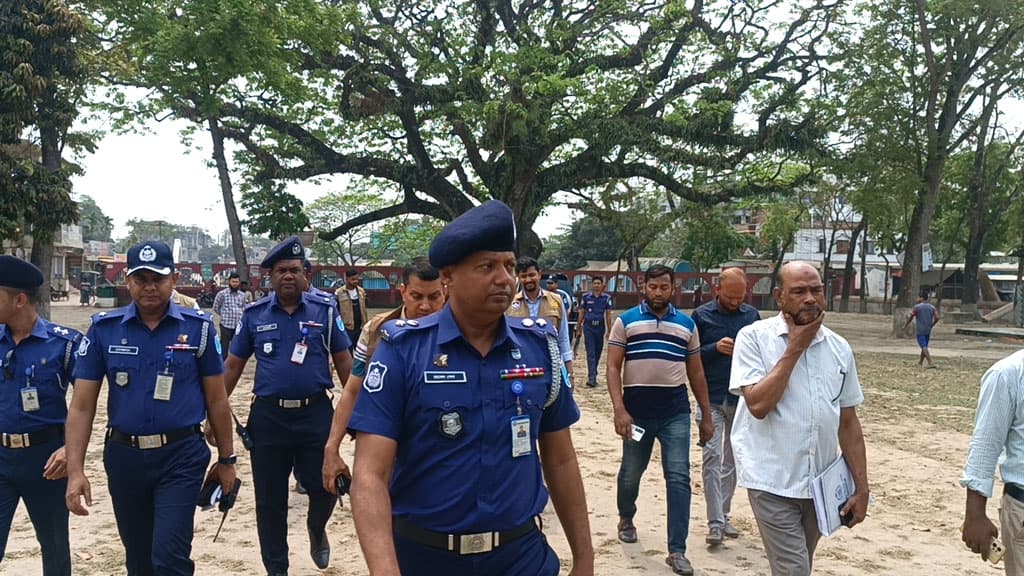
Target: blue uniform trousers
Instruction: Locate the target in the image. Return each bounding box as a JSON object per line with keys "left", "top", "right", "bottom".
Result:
{"left": 104, "top": 433, "right": 209, "bottom": 576}
{"left": 583, "top": 323, "right": 606, "bottom": 384}
{"left": 248, "top": 398, "right": 336, "bottom": 573}
{"left": 394, "top": 527, "right": 560, "bottom": 576}
{"left": 0, "top": 437, "right": 69, "bottom": 575}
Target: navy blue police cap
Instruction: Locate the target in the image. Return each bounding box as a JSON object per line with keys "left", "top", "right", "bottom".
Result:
{"left": 429, "top": 200, "right": 517, "bottom": 269}
{"left": 0, "top": 255, "right": 44, "bottom": 289}
{"left": 261, "top": 236, "right": 305, "bottom": 269}
{"left": 126, "top": 241, "right": 174, "bottom": 276}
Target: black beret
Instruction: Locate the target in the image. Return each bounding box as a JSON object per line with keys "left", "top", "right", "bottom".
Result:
{"left": 429, "top": 200, "right": 517, "bottom": 269}
{"left": 0, "top": 255, "right": 43, "bottom": 289}
{"left": 126, "top": 241, "right": 174, "bottom": 276}
{"left": 261, "top": 236, "right": 305, "bottom": 268}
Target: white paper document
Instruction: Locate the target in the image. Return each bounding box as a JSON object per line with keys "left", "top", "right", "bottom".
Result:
{"left": 811, "top": 455, "right": 855, "bottom": 537}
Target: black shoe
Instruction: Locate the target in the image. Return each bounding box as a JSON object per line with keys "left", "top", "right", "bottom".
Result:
{"left": 268, "top": 571, "right": 287, "bottom": 576}
{"left": 309, "top": 527, "right": 330, "bottom": 569}
{"left": 294, "top": 481, "right": 307, "bottom": 495}
{"left": 586, "top": 380, "right": 598, "bottom": 388}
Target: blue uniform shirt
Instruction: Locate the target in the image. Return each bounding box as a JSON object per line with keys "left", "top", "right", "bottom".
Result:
{"left": 230, "top": 291, "right": 350, "bottom": 398}
{"left": 73, "top": 303, "right": 223, "bottom": 435}
{"left": 0, "top": 318, "right": 81, "bottom": 433}
{"left": 691, "top": 300, "right": 760, "bottom": 406}
{"left": 349, "top": 305, "right": 580, "bottom": 533}
{"left": 581, "top": 292, "right": 613, "bottom": 324}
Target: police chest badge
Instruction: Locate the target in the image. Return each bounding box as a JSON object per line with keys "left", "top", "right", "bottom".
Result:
{"left": 364, "top": 361, "right": 387, "bottom": 393}
{"left": 262, "top": 342, "right": 274, "bottom": 355}
{"left": 114, "top": 371, "right": 129, "bottom": 387}
{"left": 439, "top": 411, "right": 463, "bottom": 439}
{"left": 510, "top": 300, "right": 521, "bottom": 311}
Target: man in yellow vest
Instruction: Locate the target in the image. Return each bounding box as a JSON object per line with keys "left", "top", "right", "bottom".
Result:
{"left": 507, "top": 256, "right": 573, "bottom": 376}
{"left": 335, "top": 269, "right": 367, "bottom": 351}
{"left": 321, "top": 257, "right": 446, "bottom": 492}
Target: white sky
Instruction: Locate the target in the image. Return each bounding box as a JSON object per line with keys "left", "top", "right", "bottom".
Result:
{"left": 70, "top": 119, "right": 578, "bottom": 242}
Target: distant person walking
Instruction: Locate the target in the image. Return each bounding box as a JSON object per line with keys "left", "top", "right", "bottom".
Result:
{"left": 577, "top": 277, "right": 613, "bottom": 388}
{"left": 903, "top": 291, "right": 939, "bottom": 368}
{"left": 212, "top": 272, "right": 247, "bottom": 359}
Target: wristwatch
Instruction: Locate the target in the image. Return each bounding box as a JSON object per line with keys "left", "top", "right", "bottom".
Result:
{"left": 217, "top": 454, "right": 237, "bottom": 466}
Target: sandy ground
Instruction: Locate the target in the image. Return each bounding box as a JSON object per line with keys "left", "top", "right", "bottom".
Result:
{"left": 4, "top": 302, "right": 1022, "bottom": 575}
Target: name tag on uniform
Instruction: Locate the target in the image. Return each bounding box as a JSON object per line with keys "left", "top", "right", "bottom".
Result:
{"left": 21, "top": 387, "right": 40, "bottom": 412}
{"left": 423, "top": 371, "right": 467, "bottom": 384}
{"left": 511, "top": 416, "right": 531, "bottom": 457}
{"left": 256, "top": 323, "right": 278, "bottom": 333}
{"left": 291, "top": 342, "right": 308, "bottom": 365}
{"left": 154, "top": 373, "right": 174, "bottom": 401}
{"left": 108, "top": 345, "right": 139, "bottom": 355}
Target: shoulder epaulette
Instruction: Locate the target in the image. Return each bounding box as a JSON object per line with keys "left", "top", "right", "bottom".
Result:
{"left": 506, "top": 316, "right": 557, "bottom": 337}
{"left": 48, "top": 322, "right": 82, "bottom": 342}
{"left": 303, "top": 291, "right": 336, "bottom": 308}
{"left": 180, "top": 307, "right": 212, "bottom": 322}
{"left": 91, "top": 309, "right": 124, "bottom": 323}
{"left": 379, "top": 313, "right": 438, "bottom": 343}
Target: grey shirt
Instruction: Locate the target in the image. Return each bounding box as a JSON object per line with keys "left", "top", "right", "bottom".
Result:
{"left": 912, "top": 302, "right": 938, "bottom": 335}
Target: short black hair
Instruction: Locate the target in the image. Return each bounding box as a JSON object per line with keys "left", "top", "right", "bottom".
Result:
{"left": 919, "top": 290, "right": 929, "bottom": 300}
{"left": 228, "top": 272, "right": 240, "bottom": 280}
{"left": 240, "top": 280, "right": 250, "bottom": 288}
{"left": 3, "top": 286, "right": 38, "bottom": 304}
{"left": 515, "top": 256, "right": 539, "bottom": 274}
{"left": 402, "top": 256, "right": 439, "bottom": 284}
{"left": 345, "top": 269, "right": 359, "bottom": 278}
{"left": 591, "top": 276, "right": 605, "bottom": 284}
{"left": 644, "top": 264, "right": 674, "bottom": 283}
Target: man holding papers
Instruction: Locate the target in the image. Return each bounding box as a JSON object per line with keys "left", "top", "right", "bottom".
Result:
{"left": 730, "top": 262, "right": 869, "bottom": 575}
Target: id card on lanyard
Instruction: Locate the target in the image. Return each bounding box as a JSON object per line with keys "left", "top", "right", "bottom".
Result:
{"left": 21, "top": 365, "right": 39, "bottom": 412}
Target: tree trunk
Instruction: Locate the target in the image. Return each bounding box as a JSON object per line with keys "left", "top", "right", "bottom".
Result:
{"left": 894, "top": 156, "right": 944, "bottom": 334}
{"left": 207, "top": 117, "right": 249, "bottom": 282}
{"left": 935, "top": 258, "right": 948, "bottom": 309}
{"left": 859, "top": 218, "right": 869, "bottom": 314}
{"left": 31, "top": 124, "right": 64, "bottom": 319}
{"left": 839, "top": 220, "right": 866, "bottom": 313}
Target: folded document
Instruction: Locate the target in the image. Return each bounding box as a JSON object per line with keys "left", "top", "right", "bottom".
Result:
{"left": 812, "top": 455, "right": 855, "bottom": 537}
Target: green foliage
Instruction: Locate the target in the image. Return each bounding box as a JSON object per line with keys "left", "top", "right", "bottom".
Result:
{"left": 240, "top": 182, "right": 309, "bottom": 240}
{"left": 115, "top": 219, "right": 212, "bottom": 251}
{"left": 0, "top": 0, "right": 85, "bottom": 243}
{"left": 77, "top": 194, "right": 113, "bottom": 242}
{"left": 539, "top": 215, "right": 624, "bottom": 271}
{"left": 651, "top": 204, "right": 754, "bottom": 273}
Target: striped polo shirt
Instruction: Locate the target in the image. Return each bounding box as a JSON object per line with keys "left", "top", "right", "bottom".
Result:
{"left": 608, "top": 302, "right": 700, "bottom": 419}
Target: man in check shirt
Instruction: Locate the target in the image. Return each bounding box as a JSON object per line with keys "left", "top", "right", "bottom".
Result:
{"left": 730, "top": 261, "right": 869, "bottom": 576}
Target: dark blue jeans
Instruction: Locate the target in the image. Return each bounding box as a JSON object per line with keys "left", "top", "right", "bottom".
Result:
{"left": 104, "top": 433, "right": 209, "bottom": 576}
{"left": 616, "top": 412, "right": 692, "bottom": 554}
{"left": 0, "top": 437, "right": 69, "bottom": 575}
{"left": 583, "top": 323, "right": 605, "bottom": 384}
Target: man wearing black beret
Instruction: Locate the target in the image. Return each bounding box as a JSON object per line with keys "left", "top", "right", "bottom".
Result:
{"left": 0, "top": 256, "right": 82, "bottom": 575}
{"left": 350, "top": 200, "right": 595, "bottom": 575}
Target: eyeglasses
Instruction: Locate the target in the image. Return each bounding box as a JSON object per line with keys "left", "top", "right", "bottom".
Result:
{"left": 3, "top": 349, "right": 14, "bottom": 381}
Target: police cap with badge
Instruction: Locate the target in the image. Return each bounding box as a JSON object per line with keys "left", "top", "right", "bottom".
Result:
{"left": 0, "top": 255, "right": 44, "bottom": 290}
{"left": 261, "top": 236, "right": 305, "bottom": 268}
{"left": 126, "top": 240, "right": 175, "bottom": 276}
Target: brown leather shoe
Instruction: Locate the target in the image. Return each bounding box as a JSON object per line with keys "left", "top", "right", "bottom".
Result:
{"left": 617, "top": 518, "right": 637, "bottom": 543}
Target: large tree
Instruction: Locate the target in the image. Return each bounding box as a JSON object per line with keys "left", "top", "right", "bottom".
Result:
{"left": 77, "top": 194, "right": 114, "bottom": 242}
{"left": 1, "top": 0, "right": 87, "bottom": 317}
{"left": 214, "top": 0, "right": 838, "bottom": 256}
{"left": 841, "top": 0, "right": 1024, "bottom": 328}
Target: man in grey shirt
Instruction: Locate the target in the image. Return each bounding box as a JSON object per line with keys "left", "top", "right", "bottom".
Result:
{"left": 902, "top": 292, "right": 939, "bottom": 368}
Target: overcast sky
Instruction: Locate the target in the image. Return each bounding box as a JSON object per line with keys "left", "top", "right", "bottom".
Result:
{"left": 70, "top": 119, "right": 577, "bottom": 242}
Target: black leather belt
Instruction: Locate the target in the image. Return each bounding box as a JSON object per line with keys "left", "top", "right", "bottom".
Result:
{"left": 1005, "top": 483, "right": 1024, "bottom": 504}
{"left": 1, "top": 425, "right": 63, "bottom": 449}
{"left": 106, "top": 424, "right": 202, "bottom": 450}
{"left": 255, "top": 391, "right": 328, "bottom": 409}
{"left": 393, "top": 517, "right": 539, "bottom": 555}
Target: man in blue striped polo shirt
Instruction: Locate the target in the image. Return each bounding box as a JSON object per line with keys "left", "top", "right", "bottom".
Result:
{"left": 606, "top": 264, "right": 714, "bottom": 576}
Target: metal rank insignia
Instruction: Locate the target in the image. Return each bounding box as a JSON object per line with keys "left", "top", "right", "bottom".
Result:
{"left": 499, "top": 366, "right": 545, "bottom": 380}
{"left": 433, "top": 354, "right": 448, "bottom": 368}
{"left": 439, "top": 411, "right": 463, "bottom": 438}
{"left": 177, "top": 334, "right": 189, "bottom": 344}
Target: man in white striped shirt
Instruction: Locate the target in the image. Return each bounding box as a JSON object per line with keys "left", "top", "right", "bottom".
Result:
{"left": 729, "top": 262, "right": 869, "bottom": 575}
{"left": 961, "top": 349, "right": 1024, "bottom": 572}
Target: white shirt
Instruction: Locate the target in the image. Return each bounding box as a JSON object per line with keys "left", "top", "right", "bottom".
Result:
{"left": 961, "top": 349, "right": 1024, "bottom": 498}
{"left": 729, "top": 313, "right": 864, "bottom": 499}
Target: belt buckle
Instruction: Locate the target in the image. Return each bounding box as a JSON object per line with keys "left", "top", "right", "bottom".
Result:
{"left": 280, "top": 399, "right": 303, "bottom": 408}
{"left": 5, "top": 433, "right": 26, "bottom": 448}
{"left": 458, "top": 532, "right": 493, "bottom": 555}
{"left": 137, "top": 434, "right": 164, "bottom": 450}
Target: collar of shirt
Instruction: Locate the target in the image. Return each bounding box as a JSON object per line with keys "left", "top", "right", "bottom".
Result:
{"left": 269, "top": 292, "right": 305, "bottom": 313}
{"left": 518, "top": 289, "right": 544, "bottom": 304}
{"left": 120, "top": 301, "right": 185, "bottom": 325}
{"left": 638, "top": 300, "right": 678, "bottom": 319}
{"left": 436, "top": 304, "right": 521, "bottom": 351}
{"left": 0, "top": 317, "right": 50, "bottom": 345}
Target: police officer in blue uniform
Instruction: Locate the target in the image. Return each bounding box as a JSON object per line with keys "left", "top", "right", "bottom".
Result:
{"left": 576, "top": 277, "right": 613, "bottom": 388}
{"left": 65, "top": 241, "right": 237, "bottom": 576}
{"left": 221, "top": 236, "right": 352, "bottom": 576}
{"left": 349, "top": 200, "right": 595, "bottom": 576}
{"left": 0, "top": 256, "right": 80, "bottom": 576}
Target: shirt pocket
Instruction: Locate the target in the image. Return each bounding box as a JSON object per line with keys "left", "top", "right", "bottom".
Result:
{"left": 106, "top": 354, "right": 140, "bottom": 389}
{"left": 255, "top": 334, "right": 281, "bottom": 358}
{"left": 31, "top": 360, "right": 68, "bottom": 394}
{"left": 826, "top": 367, "right": 848, "bottom": 407}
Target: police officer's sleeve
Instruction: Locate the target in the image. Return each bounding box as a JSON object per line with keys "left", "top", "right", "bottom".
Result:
{"left": 330, "top": 312, "right": 352, "bottom": 354}
{"left": 556, "top": 309, "right": 572, "bottom": 362}
{"left": 348, "top": 338, "right": 407, "bottom": 440}
{"left": 63, "top": 332, "right": 82, "bottom": 384}
{"left": 198, "top": 320, "right": 225, "bottom": 377}
{"left": 229, "top": 314, "right": 254, "bottom": 358}
{"left": 71, "top": 324, "right": 105, "bottom": 383}
{"left": 540, "top": 372, "right": 580, "bottom": 433}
